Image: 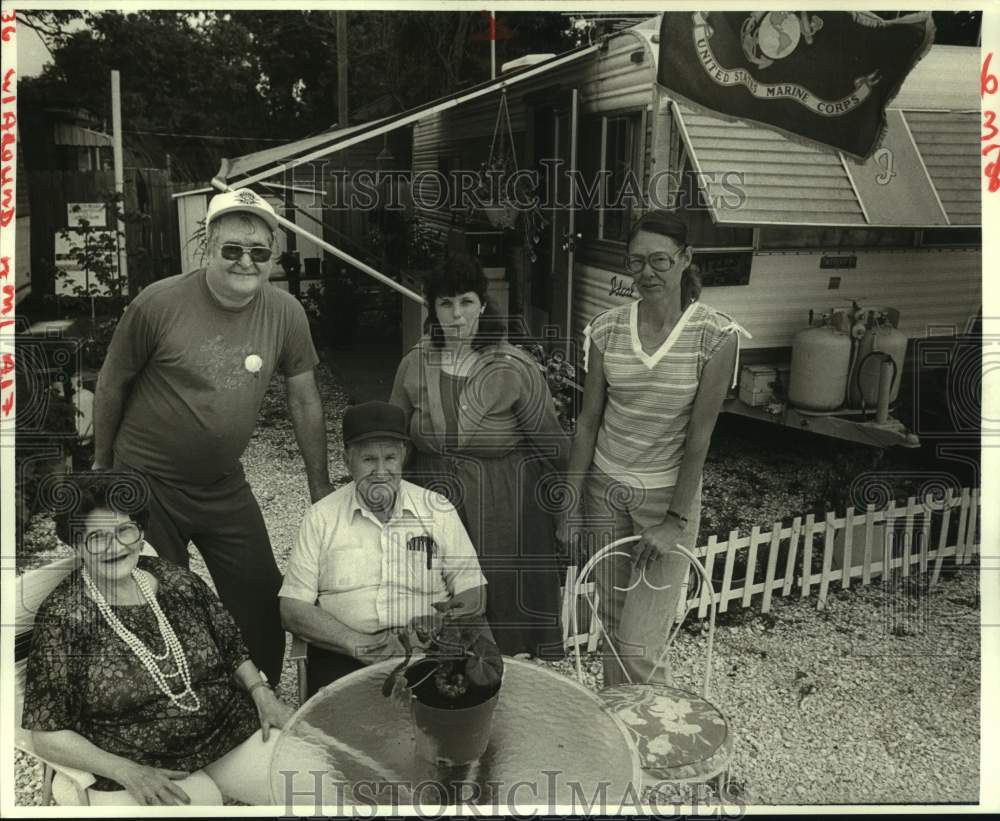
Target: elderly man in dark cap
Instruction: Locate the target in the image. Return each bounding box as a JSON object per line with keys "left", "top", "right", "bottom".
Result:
{"left": 279, "top": 401, "right": 488, "bottom": 695}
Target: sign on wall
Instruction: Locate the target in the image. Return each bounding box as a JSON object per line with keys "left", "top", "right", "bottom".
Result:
{"left": 67, "top": 202, "right": 109, "bottom": 229}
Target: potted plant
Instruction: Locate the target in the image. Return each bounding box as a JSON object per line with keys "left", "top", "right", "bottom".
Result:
{"left": 382, "top": 621, "right": 504, "bottom": 766}
{"left": 517, "top": 342, "right": 579, "bottom": 433}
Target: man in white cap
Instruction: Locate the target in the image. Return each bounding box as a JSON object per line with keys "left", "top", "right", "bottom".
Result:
{"left": 93, "top": 188, "right": 334, "bottom": 684}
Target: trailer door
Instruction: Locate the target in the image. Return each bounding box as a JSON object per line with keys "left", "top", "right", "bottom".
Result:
{"left": 526, "top": 88, "right": 579, "bottom": 338}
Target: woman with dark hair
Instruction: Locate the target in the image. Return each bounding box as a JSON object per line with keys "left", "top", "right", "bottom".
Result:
{"left": 561, "top": 210, "right": 748, "bottom": 687}
{"left": 390, "top": 254, "right": 570, "bottom": 658}
{"left": 22, "top": 471, "right": 293, "bottom": 806}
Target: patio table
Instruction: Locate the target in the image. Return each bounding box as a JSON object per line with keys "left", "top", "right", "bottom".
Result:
{"left": 268, "top": 657, "right": 641, "bottom": 811}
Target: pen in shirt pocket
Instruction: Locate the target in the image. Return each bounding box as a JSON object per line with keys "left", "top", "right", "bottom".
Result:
{"left": 406, "top": 535, "right": 437, "bottom": 570}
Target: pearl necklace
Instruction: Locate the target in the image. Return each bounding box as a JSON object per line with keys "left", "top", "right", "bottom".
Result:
{"left": 81, "top": 567, "right": 202, "bottom": 713}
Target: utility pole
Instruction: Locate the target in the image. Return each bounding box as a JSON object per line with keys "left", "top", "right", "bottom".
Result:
{"left": 337, "top": 11, "right": 348, "bottom": 128}
{"left": 490, "top": 11, "right": 496, "bottom": 80}
{"left": 110, "top": 70, "right": 129, "bottom": 296}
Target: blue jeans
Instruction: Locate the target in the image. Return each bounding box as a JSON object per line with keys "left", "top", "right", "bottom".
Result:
{"left": 583, "top": 469, "right": 701, "bottom": 687}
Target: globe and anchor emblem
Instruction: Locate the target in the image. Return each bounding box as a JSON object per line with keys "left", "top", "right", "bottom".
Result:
{"left": 741, "top": 11, "right": 824, "bottom": 68}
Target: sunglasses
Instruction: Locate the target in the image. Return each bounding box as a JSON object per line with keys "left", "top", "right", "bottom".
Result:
{"left": 219, "top": 243, "right": 272, "bottom": 263}
{"left": 625, "top": 251, "right": 683, "bottom": 275}
{"left": 84, "top": 521, "right": 143, "bottom": 553}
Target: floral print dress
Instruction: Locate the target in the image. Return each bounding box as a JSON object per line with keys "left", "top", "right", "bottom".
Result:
{"left": 21, "top": 556, "right": 259, "bottom": 791}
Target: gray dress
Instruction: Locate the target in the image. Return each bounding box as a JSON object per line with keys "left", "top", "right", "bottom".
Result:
{"left": 391, "top": 341, "right": 570, "bottom": 657}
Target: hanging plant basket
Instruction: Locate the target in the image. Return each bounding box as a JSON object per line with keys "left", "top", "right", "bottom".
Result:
{"left": 472, "top": 91, "right": 550, "bottom": 254}
{"left": 474, "top": 92, "right": 523, "bottom": 230}
{"left": 483, "top": 203, "right": 519, "bottom": 229}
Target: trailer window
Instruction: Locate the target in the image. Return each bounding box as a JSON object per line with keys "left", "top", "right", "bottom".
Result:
{"left": 578, "top": 111, "right": 644, "bottom": 244}
{"left": 602, "top": 116, "right": 641, "bottom": 241}
{"left": 920, "top": 227, "right": 982, "bottom": 247}
{"left": 758, "top": 227, "right": 917, "bottom": 249}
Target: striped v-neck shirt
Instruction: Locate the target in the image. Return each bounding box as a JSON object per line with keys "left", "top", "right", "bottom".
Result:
{"left": 584, "top": 300, "right": 745, "bottom": 489}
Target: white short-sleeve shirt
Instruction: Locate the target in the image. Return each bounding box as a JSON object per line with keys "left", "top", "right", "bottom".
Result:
{"left": 279, "top": 479, "right": 487, "bottom": 633}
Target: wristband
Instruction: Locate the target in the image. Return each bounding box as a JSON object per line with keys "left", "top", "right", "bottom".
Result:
{"left": 248, "top": 679, "right": 272, "bottom": 697}
{"left": 665, "top": 510, "right": 688, "bottom": 525}
{"left": 358, "top": 639, "right": 389, "bottom": 655}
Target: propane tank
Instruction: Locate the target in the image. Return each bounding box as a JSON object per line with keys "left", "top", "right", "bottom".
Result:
{"left": 788, "top": 318, "right": 852, "bottom": 411}
{"left": 847, "top": 310, "right": 908, "bottom": 409}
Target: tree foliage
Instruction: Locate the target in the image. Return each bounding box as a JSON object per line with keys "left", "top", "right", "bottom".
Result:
{"left": 20, "top": 12, "right": 272, "bottom": 137}
{"left": 19, "top": 10, "right": 579, "bottom": 147}
{"left": 18, "top": 7, "right": 979, "bottom": 152}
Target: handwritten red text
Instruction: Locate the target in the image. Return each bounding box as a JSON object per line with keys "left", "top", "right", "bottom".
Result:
{"left": 982, "top": 53, "right": 1000, "bottom": 193}
{"left": 0, "top": 13, "right": 15, "bottom": 419}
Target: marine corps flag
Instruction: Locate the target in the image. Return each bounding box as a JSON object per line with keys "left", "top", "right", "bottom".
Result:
{"left": 657, "top": 11, "right": 935, "bottom": 159}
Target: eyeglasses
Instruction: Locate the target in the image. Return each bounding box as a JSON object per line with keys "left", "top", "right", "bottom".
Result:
{"left": 84, "top": 521, "right": 143, "bottom": 553}
{"left": 625, "top": 251, "right": 683, "bottom": 275}
{"left": 219, "top": 243, "right": 272, "bottom": 263}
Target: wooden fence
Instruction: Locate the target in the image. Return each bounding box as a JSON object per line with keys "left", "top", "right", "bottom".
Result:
{"left": 562, "top": 487, "right": 980, "bottom": 651}
{"left": 27, "top": 167, "right": 180, "bottom": 298}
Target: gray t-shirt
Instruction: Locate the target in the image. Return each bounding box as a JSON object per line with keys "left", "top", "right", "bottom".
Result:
{"left": 103, "top": 269, "right": 318, "bottom": 485}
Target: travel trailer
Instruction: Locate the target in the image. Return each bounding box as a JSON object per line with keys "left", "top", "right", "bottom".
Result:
{"left": 214, "top": 16, "right": 981, "bottom": 447}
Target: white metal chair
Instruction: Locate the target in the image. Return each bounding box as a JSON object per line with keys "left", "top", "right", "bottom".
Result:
{"left": 571, "top": 536, "right": 732, "bottom": 794}
{"left": 16, "top": 554, "right": 97, "bottom": 805}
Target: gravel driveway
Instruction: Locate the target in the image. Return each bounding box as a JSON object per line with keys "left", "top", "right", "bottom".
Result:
{"left": 13, "top": 364, "right": 980, "bottom": 807}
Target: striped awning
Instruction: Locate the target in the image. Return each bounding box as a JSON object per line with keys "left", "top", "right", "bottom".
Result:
{"left": 53, "top": 123, "right": 113, "bottom": 148}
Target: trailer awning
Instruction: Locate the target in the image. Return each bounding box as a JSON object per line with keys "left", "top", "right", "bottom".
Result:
{"left": 215, "top": 44, "right": 599, "bottom": 188}
{"left": 219, "top": 118, "right": 394, "bottom": 183}
{"left": 666, "top": 44, "right": 980, "bottom": 227}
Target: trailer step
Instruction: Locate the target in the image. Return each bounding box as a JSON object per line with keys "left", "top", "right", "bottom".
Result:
{"left": 722, "top": 398, "right": 921, "bottom": 448}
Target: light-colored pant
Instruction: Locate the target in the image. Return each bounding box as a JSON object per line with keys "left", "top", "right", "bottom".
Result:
{"left": 52, "top": 730, "right": 280, "bottom": 807}
{"left": 583, "top": 469, "right": 701, "bottom": 688}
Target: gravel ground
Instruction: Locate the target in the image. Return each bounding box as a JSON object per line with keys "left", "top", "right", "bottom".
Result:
{"left": 14, "top": 362, "right": 981, "bottom": 807}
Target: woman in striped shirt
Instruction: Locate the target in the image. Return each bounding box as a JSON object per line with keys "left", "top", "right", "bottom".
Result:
{"left": 563, "top": 210, "right": 745, "bottom": 687}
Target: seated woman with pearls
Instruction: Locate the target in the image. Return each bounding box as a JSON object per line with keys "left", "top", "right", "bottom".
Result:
{"left": 21, "top": 472, "right": 294, "bottom": 806}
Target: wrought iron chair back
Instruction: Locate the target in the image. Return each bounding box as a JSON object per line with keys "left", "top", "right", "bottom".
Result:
{"left": 570, "top": 536, "right": 731, "bottom": 792}
{"left": 571, "top": 536, "right": 716, "bottom": 695}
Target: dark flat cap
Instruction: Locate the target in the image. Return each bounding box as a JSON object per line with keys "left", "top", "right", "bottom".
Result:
{"left": 343, "top": 401, "right": 409, "bottom": 446}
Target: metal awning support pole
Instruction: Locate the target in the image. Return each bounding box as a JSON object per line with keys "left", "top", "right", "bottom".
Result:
{"left": 210, "top": 178, "right": 425, "bottom": 306}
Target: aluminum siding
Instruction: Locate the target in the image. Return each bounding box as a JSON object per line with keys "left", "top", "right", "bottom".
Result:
{"left": 412, "top": 64, "right": 570, "bottom": 243}
{"left": 412, "top": 29, "right": 657, "bottom": 243}
{"left": 888, "top": 45, "right": 979, "bottom": 111}
{"left": 573, "top": 249, "right": 981, "bottom": 350}
{"left": 577, "top": 30, "right": 657, "bottom": 114}
{"left": 903, "top": 111, "right": 981, "bottom": 225}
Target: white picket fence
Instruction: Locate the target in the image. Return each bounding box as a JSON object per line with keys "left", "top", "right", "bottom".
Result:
{"left": 562, "top": 487, "right": 980, "bottom": 651}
